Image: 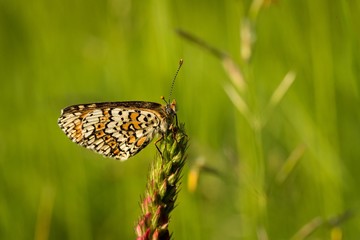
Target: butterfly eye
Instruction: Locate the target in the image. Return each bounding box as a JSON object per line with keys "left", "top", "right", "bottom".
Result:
{"left": 166, "top": 104, "right": 176, "bottom": 115}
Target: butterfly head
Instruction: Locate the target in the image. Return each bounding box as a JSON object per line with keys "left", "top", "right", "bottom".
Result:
{"left": 166, "top": 99, "right": 176, "bottom": 114}
{"left": 161, "top": 97, "right": 176, "bottom": 116}
{"left": 159, "top": 97, "right": 176, "bottom": 133}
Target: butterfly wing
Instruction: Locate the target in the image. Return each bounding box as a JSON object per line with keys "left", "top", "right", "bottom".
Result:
{"left": 58, "top": 102, "right": 165, "bottom": 160}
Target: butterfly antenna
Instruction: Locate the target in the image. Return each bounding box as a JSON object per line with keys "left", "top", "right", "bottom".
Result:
{"left": 168, "top": 59, "right": 183, "bottom": 103}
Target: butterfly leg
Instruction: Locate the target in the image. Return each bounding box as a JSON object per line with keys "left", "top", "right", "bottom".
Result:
{"left": 154, "top": 134, "right": 164, "bottom": 159}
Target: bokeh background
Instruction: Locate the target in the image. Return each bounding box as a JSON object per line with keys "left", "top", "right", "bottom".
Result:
{"left": 1, "top": 0, "right": 360, "bottom": 239}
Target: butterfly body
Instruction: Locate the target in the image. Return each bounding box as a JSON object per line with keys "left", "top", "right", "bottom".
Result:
{"left": 58, "top": 101, "right": 176, "bottom": 160}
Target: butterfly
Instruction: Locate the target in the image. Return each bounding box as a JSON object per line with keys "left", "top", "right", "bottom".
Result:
{"left": 58, "top": 60, "right": 182, "bottom": 160}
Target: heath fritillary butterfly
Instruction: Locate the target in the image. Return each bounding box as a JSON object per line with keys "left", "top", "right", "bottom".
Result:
{"left": 58, "top": 60, "right": 183, "bottom": 160}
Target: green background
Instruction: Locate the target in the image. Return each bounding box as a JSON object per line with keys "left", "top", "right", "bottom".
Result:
{"left": 1, "top": 0, "right": 360, "bottom": 239}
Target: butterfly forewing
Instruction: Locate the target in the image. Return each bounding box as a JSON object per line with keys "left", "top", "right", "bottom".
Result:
{"left": 58, "top": 101, "right": 173, "bottom": 160}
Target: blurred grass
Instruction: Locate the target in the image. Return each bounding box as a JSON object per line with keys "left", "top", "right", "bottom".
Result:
{"left": 1, "top": 0, "right": 360, "bottom": 239}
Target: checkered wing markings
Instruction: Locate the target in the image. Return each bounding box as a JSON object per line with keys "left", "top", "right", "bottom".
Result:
{"left": 58, "top": 105, "right": 162, "bottom": 160}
